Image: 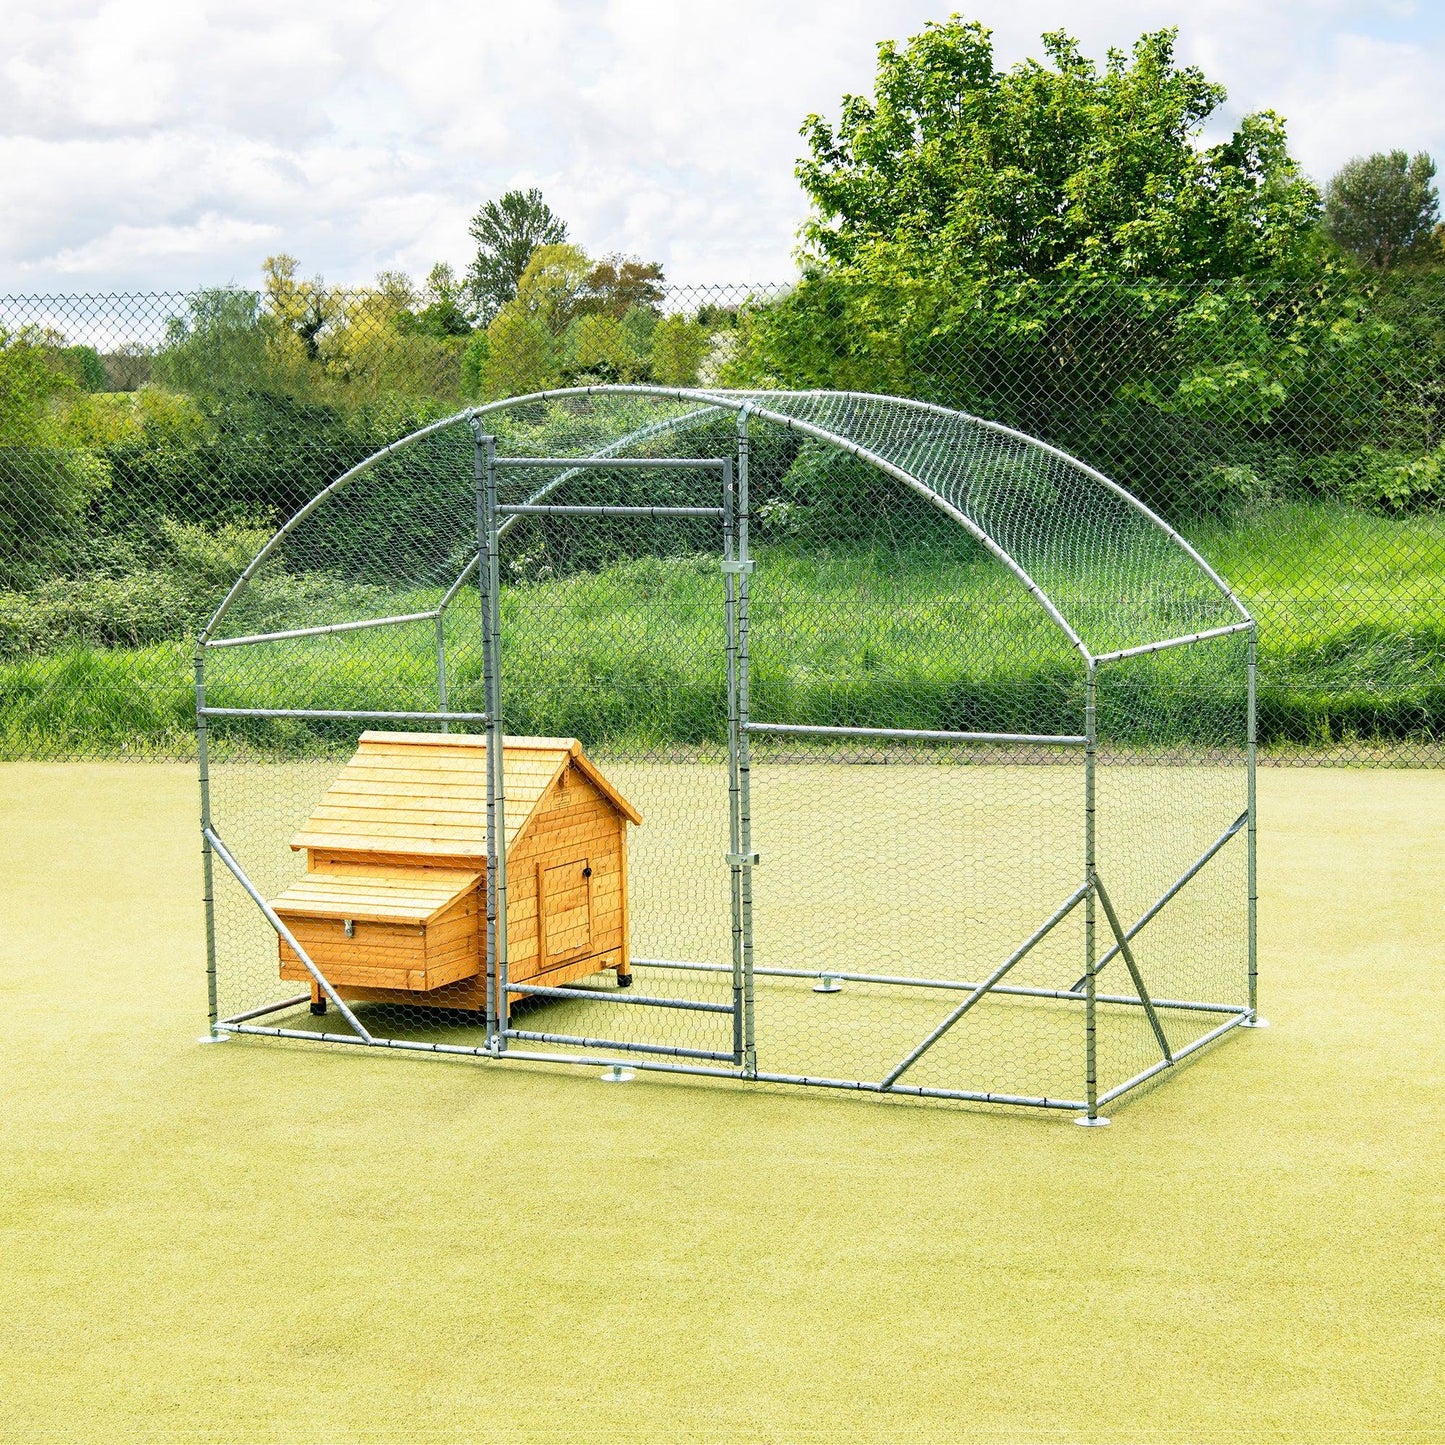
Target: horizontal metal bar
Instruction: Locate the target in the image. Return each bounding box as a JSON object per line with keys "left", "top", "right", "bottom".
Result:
{"left": 219, "top": 1023, "right": 747, "bottom": 1080}
{"left": 495, "top": 456, "right": 725, "bottom": 470}
{"left": 205, "top": 611, "right": 437, "bottom": 648}
{"left": 217, "top": 994, "right": 309, "bottom": 1026}
{"left": 493, "top": 1048, "right": 744, "bottom": 1079}
{"left": 199, "top": 707, "right": 488, "bottom": 723}
{"left": 1071, "top": 810, "right": 1248, "bottom": 992}
{"left": 1095, "top": 1012, "right": 1250, "bottom": 1107}
{"left": 498, "top": 503, "right": 724, "bottom": 518}
{"left": 744, "top": 723, "right": 1088, "bottom": 746}
{"left": 750, "top": 1072, "right": 1085, "bottom": 1111}
{"left": 633, "top": 958, "right": 1246, "bottom": 1014}
{"left": 504, "top": 1030, "right": 734, "bottom": 1062}
{"left": 506, "top": 981, "right": 731, "bottom": 1014}
{"left": 879, "top": 883, "right": 1091, "bottom": 1089}
{"left": 1093, "top": 621, "right": 1255, "bottom": 665}
{"left": 219, "top": 1023, "right": 1082, "bottom": 1109}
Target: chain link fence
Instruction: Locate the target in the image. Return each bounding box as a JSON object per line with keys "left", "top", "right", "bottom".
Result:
{"left": 2, "top": 276, "right": 1442, "bottom": 764}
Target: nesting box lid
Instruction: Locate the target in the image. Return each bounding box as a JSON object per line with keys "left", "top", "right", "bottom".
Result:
{"left": 273, "top": 868, "right": 482, "bottom": 924}
{"left": 290, "top": 733, "right": 641, "bottom": 861}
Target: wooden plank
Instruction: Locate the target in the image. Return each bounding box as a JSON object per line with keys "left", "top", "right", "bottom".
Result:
{"left": 421, "top": 954, "right": 483, "bottom": 990}
{"left": 321, "top": 779, "right": 493, "bottom": 801}
{"left": 567, "top": 752, "right": 642, "bottom": 825}
{"left": 282, "top": 958, "right": 433, "bottom": 990}
{"left": 303, "top": 807, "right": 497, "bottom": 833}
{"left": 312, "top": 793, "right": 504, "bottom": 817}
{"left": 310, "top": 843, "right": 485, "bottom": 867}
{"left": 283, "top": 867, "right": 480, "bottom": 892}
{"left": 424, "top": 923, "right": 480, "bottom": 955}
{"left": 292, "top": 830, "right": 488, "bottom": 856}
{"left": 359, "top": 730, "right": 579, "bottom": 754}
{"left": 281, "top": 933, "right": 429, "bottom": 964}
{"left": 341, "top": 755, "right": 563, "bottom": 779}
{"left": 524, "top": 799, "right": 613, "bottom": 836}
{"left": 280, "top": 937, "right": 478, "bottom": 985}
{"left": 300, "top": 811, "right": 490, "bottom": 836}
{"left": 521, "top": 818, "right": 620, "bottom": 857}
{"left": 277, "top": 891, "right": 475, "bottom": 920}
{"left": 619, "top": 828, "right": 631, "bottom": 977}
{"left": 324, "top": 767, "right": 557, "bottom": 792}
{"left": 275, "top": 881, "right": 481, "bottom": 919}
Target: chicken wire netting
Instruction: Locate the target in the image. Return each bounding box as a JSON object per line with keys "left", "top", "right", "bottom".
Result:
{"left": 200, "top": 387, "right": 1255, "bottom": 1116}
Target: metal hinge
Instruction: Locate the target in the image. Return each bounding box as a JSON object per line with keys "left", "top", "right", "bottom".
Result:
{"left": 725, "top": 852, "right": 761, "bottom": 867}
{"left": 720, "top": 559, "right": 754, "bottom": 575}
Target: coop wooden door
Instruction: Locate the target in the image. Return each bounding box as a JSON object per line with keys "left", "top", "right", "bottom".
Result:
{"left": 538, "top": 858, "right": 593, "bottom": 967}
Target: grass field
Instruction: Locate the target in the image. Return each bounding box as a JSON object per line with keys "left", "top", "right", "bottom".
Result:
{"left": 2, "top": 762, "right": 1443, "bottom": 1443}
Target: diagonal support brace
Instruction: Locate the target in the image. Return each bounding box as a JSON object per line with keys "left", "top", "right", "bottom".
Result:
{"left": 1092, "top": 873, "right": 1172, "bottom": 1064}
{"left": 878, "top": 882, "right": 1090, "bottom": 1091}
{"left": 204, "top": 827, "right": 373, "bottom": 1044}
{"left": 1071, "top": 810, "right": 1247, "bottom": 994}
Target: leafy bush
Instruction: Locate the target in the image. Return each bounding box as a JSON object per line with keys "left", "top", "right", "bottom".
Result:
{"left": 0, "top": 518, "right": 271, "bottom": 654}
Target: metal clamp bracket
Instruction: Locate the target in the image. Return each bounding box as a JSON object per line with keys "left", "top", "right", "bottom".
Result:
{"left": 725, "top": 852, "right": 761, "bottom": 867}
{"left": 720, "top": 559, "right": 754, "bottom": 575}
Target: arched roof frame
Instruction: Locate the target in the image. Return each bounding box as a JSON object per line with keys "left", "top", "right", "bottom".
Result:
{"left": 202, "top": 386, "right": 1252, "bottom": 664}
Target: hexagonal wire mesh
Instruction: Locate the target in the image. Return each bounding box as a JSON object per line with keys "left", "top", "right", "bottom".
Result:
{"left": 198, "top": 386, "right": 1258, "bottom": 1118}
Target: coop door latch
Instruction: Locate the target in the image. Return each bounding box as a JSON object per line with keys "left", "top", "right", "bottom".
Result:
{"left": 726, "top": 852, "right": 761, "bottom": 867}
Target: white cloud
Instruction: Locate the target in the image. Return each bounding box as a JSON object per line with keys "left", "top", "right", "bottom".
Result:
{"left": 1, "top": 0, "right": 1442, "bottom": 296}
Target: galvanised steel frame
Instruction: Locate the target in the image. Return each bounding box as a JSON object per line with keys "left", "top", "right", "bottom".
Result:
{"left": 195, "top": 387, "right": 1263, "bottom": 1123}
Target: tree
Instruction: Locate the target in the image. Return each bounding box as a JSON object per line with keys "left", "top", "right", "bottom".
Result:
{"left": 796, "top": 20, "right": 1320, "bottom": 285}
{"left": 409, "top": 263, "right": 473, "bottom": 339}
{"left": 578, "top": 255, "right": 666, "bottom": 318}
{"left": 262, "top": 254, "right": 335, "bottom": 361}
{"left": 475, "top": 307, "right": 563, "bottom": 399}
{"left": 465, "top": 188, "right": 569, "bottom": 322}
{"left": 1324, "top": 151, "right": 1439, "bottom": 268}
{"left": 507, "top": 243, "right": 592, "bottom": 333}
{"left": 0, "top": 327, "right": 109, "bottom": 588}
{"left": 650, "top": 314, "right": 711, "bottom": 386}
{"left": 154, "top": 289, "right": 271, "bottom": 395}
{"left": 473, "top": 243, "right": 588, "bottom": 398}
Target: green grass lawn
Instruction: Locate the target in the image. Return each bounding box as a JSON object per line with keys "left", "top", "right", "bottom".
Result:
{"left": 1, "top": 762, "right": 1441, "bottom": 1442}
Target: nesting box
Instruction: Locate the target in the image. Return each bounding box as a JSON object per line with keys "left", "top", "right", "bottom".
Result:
{"left": 271, "top": 732, "right": 641, "bottom": 1011}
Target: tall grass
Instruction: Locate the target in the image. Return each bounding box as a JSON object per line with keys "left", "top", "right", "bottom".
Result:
{"left": 3, "top": 503, "right": 1441, "bottom": 757}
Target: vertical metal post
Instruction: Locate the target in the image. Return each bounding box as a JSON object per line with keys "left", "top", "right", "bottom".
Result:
{"left": 722, "top": 457, "right": 744, "bottom": 1068}
{"left": 1078, "top": 662, "right": 1106, "bottom": 1123}
{"left": 195, "top": 644, "right": 224, "bottom": 1042}
{"left": 485, "top": 437, "right": 510, "bottom": 1048}
{"left": 473, "top": 424, "right": 503, "bottom": 1050}
{"left": 435, "top": 612, "right": 449, "bottom": 735}
{"left": 1245, "top": 625, "right": 1263, "bottom": 1025}
{"left": 736, "top": 411, "right": 757, "bottom": 1077}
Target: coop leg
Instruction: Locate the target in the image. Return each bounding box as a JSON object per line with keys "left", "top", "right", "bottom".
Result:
{"left": 616, "top": 959, "right": 633, "bottom": 989}
{"left": 309, "top": 981, "right": 327, "bottom": 1016}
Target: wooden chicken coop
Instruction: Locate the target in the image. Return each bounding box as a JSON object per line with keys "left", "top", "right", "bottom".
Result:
{"left": 270, "top": 732, "right": 641, "bottom": 1013}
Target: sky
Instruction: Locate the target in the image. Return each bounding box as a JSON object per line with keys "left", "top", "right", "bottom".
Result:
{"left": 2, "top": 0, "right": 1444, "bottom": 296}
